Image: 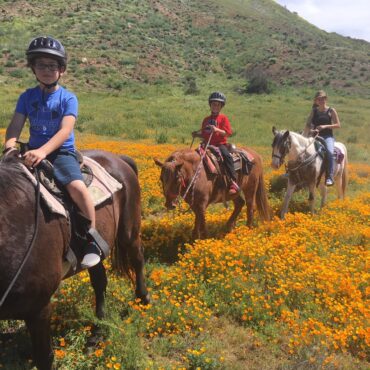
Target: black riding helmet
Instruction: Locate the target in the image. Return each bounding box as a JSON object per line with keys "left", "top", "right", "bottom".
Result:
{"left": 208, "top": 91, "right": 226, "bottom": 106}
{"left": 26, "top": 36, "right": 67, "bottom": 68}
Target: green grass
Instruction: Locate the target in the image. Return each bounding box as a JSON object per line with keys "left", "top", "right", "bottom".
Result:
{"left": 1, "top": 82, "right": 369, "bottom": 161}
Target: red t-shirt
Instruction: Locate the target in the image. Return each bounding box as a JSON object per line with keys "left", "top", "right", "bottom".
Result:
{"left": 201, "top": 113, "right": 232, "bottom": 146}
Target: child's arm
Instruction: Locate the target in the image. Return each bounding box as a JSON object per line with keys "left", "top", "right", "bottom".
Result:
{"left": 23, "top": 115, "right": 76, "bottom": 168}
{"left": 191, "top": 129, "right": 202, "bottom": 138}
{"left": 208, "top": 125, "right": 228, "bottom": 136}
{"left": 5, "top": 112, "right": 27, "bottom": 149}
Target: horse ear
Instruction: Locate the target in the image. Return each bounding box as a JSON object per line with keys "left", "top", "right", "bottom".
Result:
{"left": 282, "top": 130, "right": 290, "bottom": 140}
{"left": 153, "top": 158, "right": 163, "bottom": 167}
{"left": 272, "top": 126, "right": 277, "bottom": 136}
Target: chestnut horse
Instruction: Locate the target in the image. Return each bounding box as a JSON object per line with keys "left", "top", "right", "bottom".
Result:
{"left": 154, "top": 147, "right": 270, "bottom": 239}
{"left": 0, "top": 150, "right": 149, "bottom": 370}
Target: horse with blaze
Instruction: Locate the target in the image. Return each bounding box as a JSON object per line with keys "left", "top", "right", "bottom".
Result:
{"left": 0, "top": 150, "right": 150, "bottom": 370}
{"left": 154, "top": 146, "right": 270, "bottom": 239}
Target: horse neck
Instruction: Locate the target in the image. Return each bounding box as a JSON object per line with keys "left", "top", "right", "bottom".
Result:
{"left": 288, "top": 132, "right": 315, "bottom": 161}
{"left": 179, "top": 151, "right": 201, "bottom": 179}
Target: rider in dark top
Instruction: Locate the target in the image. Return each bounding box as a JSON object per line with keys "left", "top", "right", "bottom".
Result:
{"left": 303, "top": 90, "right": 341, "bottom": 186}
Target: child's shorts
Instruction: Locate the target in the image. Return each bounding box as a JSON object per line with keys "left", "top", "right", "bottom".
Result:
{"left": 47, "top": 149, "right": 84, "bottom": 186}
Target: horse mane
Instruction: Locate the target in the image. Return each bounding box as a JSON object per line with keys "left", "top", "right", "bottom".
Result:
{"left": 165, "top": 148, "right": 199, "bottom": 164}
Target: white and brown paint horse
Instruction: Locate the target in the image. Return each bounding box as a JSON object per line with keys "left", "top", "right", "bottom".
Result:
{"left": 271, "top": 127, "right": 348, "bottom": 219}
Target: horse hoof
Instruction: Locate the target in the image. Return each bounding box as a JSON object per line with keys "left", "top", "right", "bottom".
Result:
{"left": 96, "top": 308, "right": 105, "bottom": 320}
{"left": 136, "top": 292, "right": 151, "bottom": 305}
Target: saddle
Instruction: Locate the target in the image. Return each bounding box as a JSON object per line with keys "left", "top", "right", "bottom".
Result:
{"left": 12, "top": 145, "right": 122, "bottom": 276}
{"left": 313, "top": 138, "right": 345, "bottom": 186}
{"left": 198, "top": 144, "right": 254, "bottom": 178}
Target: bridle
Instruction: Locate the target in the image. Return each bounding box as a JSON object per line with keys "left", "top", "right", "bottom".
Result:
{"left": 272, "top": 133, "right": 291, "bottom": 167}
{"left": 272, "top": 131, "right": 319, "bottom": 172}
{"left": 161, "top": 132, "right": 214, "bottom": 208}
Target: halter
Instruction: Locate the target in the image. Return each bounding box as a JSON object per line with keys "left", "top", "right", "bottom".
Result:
{"left": 162, "top": 132, "right": 214, "bottom": 211}
{"left": 272, "top": 132, "right": 291, "bottom": 166}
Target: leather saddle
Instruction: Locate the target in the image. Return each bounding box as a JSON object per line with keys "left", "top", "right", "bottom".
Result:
{"left": 198, "top": 144, "right": 254, "bottom": 178}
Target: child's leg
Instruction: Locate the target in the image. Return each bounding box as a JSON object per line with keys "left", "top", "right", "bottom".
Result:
{"left": 65, "top": 180, "right": 96, "bottom": 228}
{"left": 218, "top": 145, "right": 237, "bottom": 181}
{"left": 50, "top": 150, "right": 100, "bottom": 268}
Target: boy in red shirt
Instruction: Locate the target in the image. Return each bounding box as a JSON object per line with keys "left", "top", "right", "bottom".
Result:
{"left": 192, "top": 92, "right": 239, "bottom": 195}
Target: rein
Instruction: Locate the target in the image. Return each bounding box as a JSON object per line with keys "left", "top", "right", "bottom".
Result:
{"left": 0, "top": 167, "right": 41, "bottom": 308}
{"left": 182, "top": 132, "right": 214, "bottom": 201}
{"left": 274, "top": 133, "right": 318, "bottom": 171}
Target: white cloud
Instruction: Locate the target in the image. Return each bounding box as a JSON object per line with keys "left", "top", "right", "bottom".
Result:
{"left": 275, "top": 0, "right": 370, "bottom": 42}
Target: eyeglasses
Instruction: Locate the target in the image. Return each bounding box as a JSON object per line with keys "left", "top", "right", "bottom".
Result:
{"left": 34, "top": 63, "right": 60, "bottom": 71}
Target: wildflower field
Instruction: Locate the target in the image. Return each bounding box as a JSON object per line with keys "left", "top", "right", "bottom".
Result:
{"left": 0, "top": 133, "right": 369, "bottom": 369}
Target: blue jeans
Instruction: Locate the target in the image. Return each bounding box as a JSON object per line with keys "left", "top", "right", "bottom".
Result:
{"left": 323, "top": 136, "right": 335, "bottom": 179}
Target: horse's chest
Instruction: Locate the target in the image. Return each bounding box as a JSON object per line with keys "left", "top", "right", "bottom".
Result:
{"left": 288, "top": 163, "right": 317, "bottom": 185}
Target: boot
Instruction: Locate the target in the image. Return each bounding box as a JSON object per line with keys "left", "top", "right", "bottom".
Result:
{"left": 228, "top": 181, "right": 240, "bottom": 195}
{"left": 81, "top": 241, "right": 101, "bottom": 269}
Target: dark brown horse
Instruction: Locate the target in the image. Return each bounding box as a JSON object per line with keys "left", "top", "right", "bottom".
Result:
{"left": 154, "top": 147, "right": 270, "bottom": 239}
{"left": 0, "top": 149, "right": 149, "bottom": 370}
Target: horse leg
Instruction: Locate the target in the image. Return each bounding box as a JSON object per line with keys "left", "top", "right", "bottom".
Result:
{"left": 335, "top": 170, "right": 344, "bottom": 199}
{"left": 117, "top": 222, "right": 149, "bottom": 304}
{"left": 192, "top": 205, "right": 207, "bottom": 239}
{"left": 129, "top": 238, "right": 150, "bottom": 304}
{"left": 88, "top": 262, "right": 108, "bottom": 319}
{"left": 226, "top": 195, "right": 245, "bottom": 231}
{"left": 319, "top": 182, "right": 327, "bottom": 208}
{"left": 308, "top": 182, "right": 317, "bottom": 213}
{"left": 25, "top": 303, "right": 53, "bottom": 370}
{"left": 281, "top": 182, "right": 296, "bottom": 219}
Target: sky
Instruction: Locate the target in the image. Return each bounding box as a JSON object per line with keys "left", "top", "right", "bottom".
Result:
{"left": 275, "top": 0, "right": 370, "bottom": 43}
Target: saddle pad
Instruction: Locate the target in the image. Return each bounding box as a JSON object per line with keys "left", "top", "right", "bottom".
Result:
{"left": 334, "top": 146, "right": 344, "bottom": 164}
{"left": 83, "top": 156, "right": 123, "bottom": 206}
{"left": 18, "top": 163, "right": 67, "bottom": 217}
{"left": 240, "top": 149, "right": 254, "bottom": 162}
{"left": 18, "top": 157, "right": 123, "bottom": 217}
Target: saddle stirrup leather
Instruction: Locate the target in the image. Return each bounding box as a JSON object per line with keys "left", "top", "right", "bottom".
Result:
{"left": 87, "top": 228, "right": 110, "bottom": 259}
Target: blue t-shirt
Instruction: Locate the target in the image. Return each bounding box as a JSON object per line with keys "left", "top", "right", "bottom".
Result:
{"left": 15, "top": 86, "right": 78, "bottom": 151}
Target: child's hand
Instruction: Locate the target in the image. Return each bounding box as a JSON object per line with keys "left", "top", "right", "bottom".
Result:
{"left": 23, "top": 149, "right": 47, "bottom": 168}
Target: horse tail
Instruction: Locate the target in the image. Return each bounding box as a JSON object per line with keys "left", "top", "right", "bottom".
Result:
{"left": 111, "top": 157, "right": 142, "bottom": 283}
{"left": 256, "top": 171, "right": 271, "bottom": 221}
{"left": 341, "top": 150, "right": 348, "bottom": 198}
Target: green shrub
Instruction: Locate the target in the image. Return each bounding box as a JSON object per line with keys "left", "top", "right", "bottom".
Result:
{"left": 245, "top": 68, "right": 274, "bottom": 94}
{"left": 156, "top": 131, "right": 168, "bottom": 144}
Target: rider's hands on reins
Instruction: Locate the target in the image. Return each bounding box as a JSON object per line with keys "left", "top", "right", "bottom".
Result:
{"left": 23, "top": 148, "right": 47, "bottom": 168}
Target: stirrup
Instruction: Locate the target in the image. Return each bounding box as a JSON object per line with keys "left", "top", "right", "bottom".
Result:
{"left": 81, "top": 242, "right": 101, "bottom": 269}
{"left": 87, "top": 228, "right": 110, "bottom": 258}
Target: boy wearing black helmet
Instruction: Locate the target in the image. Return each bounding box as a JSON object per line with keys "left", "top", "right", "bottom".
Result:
{"left": 192, "top": 92, "right": 239, "bottom": 195}
{"left": 4, "top": 36, "right": 102, "bottom": 268}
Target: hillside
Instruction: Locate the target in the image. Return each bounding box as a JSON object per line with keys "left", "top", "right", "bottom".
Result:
{"left": 0, "top": 0, "right": 369, "bottom": 94}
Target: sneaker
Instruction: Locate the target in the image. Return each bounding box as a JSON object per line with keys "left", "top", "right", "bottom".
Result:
{"left": 81, "top": 242, "right": 101, "bottom": 269}
{"left": 325, "top": 178, "right": 334, "bottom": 187}
{"left": 228, "top": 182, "right": 240, "bottom": 195}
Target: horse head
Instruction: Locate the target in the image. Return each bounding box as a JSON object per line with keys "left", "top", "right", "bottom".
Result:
{"left": 1, "top": 147, "right": 22, "bottom": 164}
{"left": 154, "top": 158, "right": 185, "bottom": 210}
{"left": 271, "top": 126, "right": 291, "bottom": 169}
